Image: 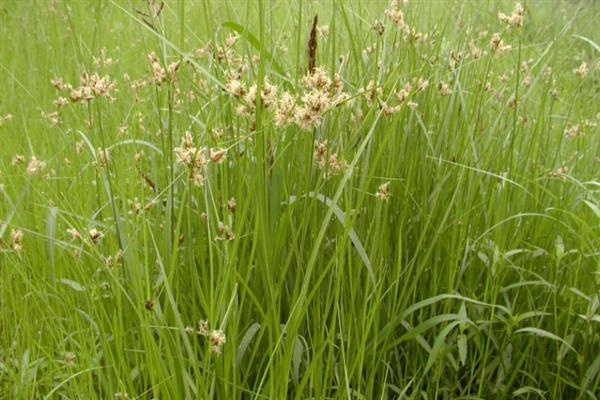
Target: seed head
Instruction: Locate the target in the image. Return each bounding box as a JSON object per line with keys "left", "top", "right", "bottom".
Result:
{"left": 89, "top": 228, "right": 103, "bottom": 243}
{"left": 26, "top": 156, "right": 46, "bottom": 176}
{"left": 498, "top": 3, "right": 524, "bottom": 29}
{"left": 573, "top": 62, "right": 588, "bottom": 77}
{"left": 376, "top": 181, "right": 392, "bottom": 201}
{"left": 490, "top": 33, "right": 512, "bottom": 54}
{"left": 209, "top": 329, "right": 226, "bottom": 353}
{"left": 10, "top": 229, "right": 23, "bottom": 251}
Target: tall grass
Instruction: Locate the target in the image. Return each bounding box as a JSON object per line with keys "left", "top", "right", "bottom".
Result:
{"left": 0, "top": 0, "right": 599, "bottom": 398}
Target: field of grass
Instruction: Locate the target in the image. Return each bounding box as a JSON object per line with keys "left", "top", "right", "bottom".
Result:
{"left": 1, "top": 0, "right": 599, "bottom": 398}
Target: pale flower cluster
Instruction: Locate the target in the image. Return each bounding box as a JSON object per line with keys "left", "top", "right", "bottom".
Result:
{"left": 26, "top": 156, "right": 46, "bottom": 176}
{"left": 147, "top": 52, "right": 180, "bottom": 85}
{"left": 10, "top": 229, "right": 23, "bottom": 251}
{"left": 490, "top": 33, "right": 512, "bottom": 55}
{"left": 294, "top": 68, "right": 344, "bottom": 129}
{"left": 174, "top": 131, "right": 208, "bottom": 187}
{"left": 498, "top": 3, "right": 524, "bottom": 29}
{"left": 225, "top": 67, "right": 348, "bottom": 130}
{"left": 376, "top": 181, "right": 391, "bottom": 201}
{"left": 0, "top": 113, "right": 12, "bottom": 126}
{"left": 385, "top": 0, "right": 428, "bottom": 41}
{"left": 314, "top": 140, "right": 347, "bottom": 178}
{"left": 69, "top": 72, "right": 117, "bottom": 103}
{"left": 185, "top": 319, "right": 227, "bottom": 353}
{"left": 573, "top": 62, "right": 588, "bottom": 77}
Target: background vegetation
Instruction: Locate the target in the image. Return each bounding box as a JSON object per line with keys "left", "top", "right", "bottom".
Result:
{"left": 0, "top": 0, "right": 599, "bottom": 398}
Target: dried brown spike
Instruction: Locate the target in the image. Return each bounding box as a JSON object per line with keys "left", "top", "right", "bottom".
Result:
{"left": 308, "top": 15, "right": 318, "bottom": 74}
{"left": 136, "top": 166, "right": 158, "bottom": 193}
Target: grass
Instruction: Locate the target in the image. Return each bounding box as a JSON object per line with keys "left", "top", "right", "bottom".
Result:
{"left": 0, "top": 0, "right": 599, "bottom": 398}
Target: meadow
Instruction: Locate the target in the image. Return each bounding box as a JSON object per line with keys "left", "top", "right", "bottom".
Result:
{"left": 0, "top": 0, "right": 599, "bottom": 398}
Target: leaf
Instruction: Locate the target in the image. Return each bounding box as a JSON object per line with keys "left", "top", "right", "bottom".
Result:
{"left": 457, "top": 333, "right": 468, "bottom": 366}
{"left": 458, "top": 301, "right": 469, "bottom": 331}
{"left": 0, "top": 183, "right": 29, "bottom": 238}
{"left": 573, "top": 34, "right": 600, "bottom": 53}
{"left": 107, "top": 139, "right": 163, "bottom": 155}
{"left": 582, "top": 353, "right": 600, "bottom": 392}
{"left": 557, "top": 334, "right": 575, "bottom": 362}
{"left": 512, "top": 386, "right": 546, "bottom": 397}
{"left": 555, "top": 235, "right": 565, "bottom": 261}
{"left": 396, "top": 314, "right": 461, "bottom": 343}
{"left": 424, "top": 320, "right": 462, "bottom": 374}
{"left": 583, "top": 200, "right": 600, "bottom": 221}
{"left": 59, "top": 279, "right": 86, "bottom": 292}
{"left": 292, "top": 335, "right": 304, "bottom": 382}
{"left": 236, "top": 322, "right": 261, "bottom": 366}
{"left": 401, "top": 293, "right": 510, "bottom": 319}
{"left": 512, "top": 311, "right": 552, "bottom": 325}
{"left": 45, "top": 207, "right": 58, "bottom": 278}
{"left": 514, "top": 327, "right": 576, "bottom": 355}
{"left": 287, "top": 192, "right": 376, "bottom": 286}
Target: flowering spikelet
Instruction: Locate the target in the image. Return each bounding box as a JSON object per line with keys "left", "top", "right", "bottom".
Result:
{"left": 372, "top": 19, "right": 385, "bottom": 35}
{"left": 95, "top": 148, "right": 110, "bottom": 167}
{"left": 318, "top": 24, "right": 329, "bottom": 37}
{"left": 40, "top": 110, "right": 59, "bottom": 127}
{"left": 209, "top": 147, "right": 227, "bottom": 164}
{"left": 573, "top": 62, "right": 588, "bottom": 77}
{"left": 225, "top": 74, "right": 246, "bottom": 97}
{"left": 174, "top": 131, "right": 208, "bottom": 186}
{"left": 563, "top": 124, "right": 583, "bottom": 138}
{"left": 69, "top": 72, "right": 116, "bottom": 103}
{"left": 468, "top": 40, "right": 483, "bottom": 60}
{"left": 498, "top": 3, "right": 524, "bottom": 29}
{"left": 185, "top": 319, "right": 226, "bottom": 353}
{"left": 10, "top": 229, "right": 23, "bottom": 251}
{"left": 226, "top": 197, "right": 237, "bottom": 213}
{"left": 385, "top": 0, "right": 427, "bottom": 41}
{"left": 11, "top": 154, "right": 25, "bottom": 166}
{"left": 295, "top": 89, "right": 331, "bottom": 129}
{"left": 260, "top": 77, "right": 278, "bottom": 109}
{"left": 26, "top": 156, "right": 46, "bottom": 176}
{"left": 216, "top": 221, "right": 235, "bottom": 241}
{"left": 438, "top": 81, "right": 451, "bottom": 96}
{"left": 382, "top": 102, "right": 401, "bottom": 116}
{"left": 166, "top": 61, "right": 181, "bottom": 82}
{"left": 314, "top": 140, "right": 328, "bottom": 167}
{"left": 197, "top": 319, "right": 209, "bottom": 336}
{"left": 416, "top": 77, "right": 429, "bottom": 92}
{"left": 274, "top": 91, "right": 296, "bottom": 127}
{"left": 490, "top": 33, "right": 512, "bottom": 54}
{"left": 51, "top": 77, "right": 68, "bottom": 90}
{"left": 294, "top": 68, "right": 335, "bottom": 129}
{"left": 549, "top": 166, "right": 569, "bottom": 180}
{"left": 397, "top": 82, "right": 413, "bottom": 102}
{"left": 148, "top": 52, "right": 166, "bottom": 84}
{"left": 63, "top": 352, "right": 76, "bottom": 366}
{"left": 92, "top": 47, "right": 116, "bottom": 68}
{"left": 225, "top": 33, "right": 240, "bottom": 48}
{"left": 364, "top": 80, "right": 383, "bottom": 106}
{"left": 89, "top": 228, "right": 103, "bottom": 243}
{"left": 376, "top": 181, "right": 391, "bottom": 201}
{"left": 325, "top": 153, "right": 347, "bottom": 177}
{"left": 385, "top": 0, "right": 409, "bottom": 35}
{"left": 53, "top": 97, "right": 68, "bottom": 108}
{"left": 66, "top": 228, "right": 81, "bottom": 240}
{"left": 303, "top": 67, "right": 331, "bottom": 91}
{"left": 209, "top": 329, "right": 227, "bottom": 353}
